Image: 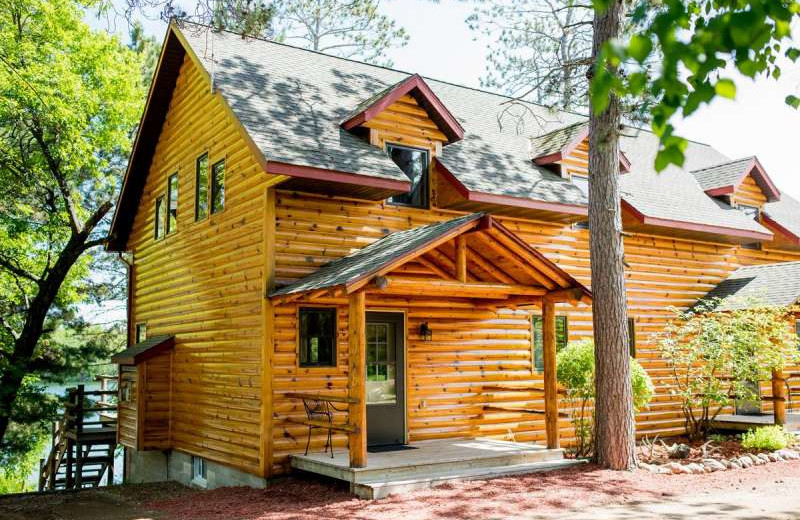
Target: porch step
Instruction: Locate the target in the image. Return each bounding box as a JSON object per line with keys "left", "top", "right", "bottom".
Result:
{"left": 352, "top": 458, "right": 585, "bottom": 500}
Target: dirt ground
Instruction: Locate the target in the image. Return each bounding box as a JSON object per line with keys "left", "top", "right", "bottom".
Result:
{"left": 2, "top": 461, "right": 799, "bottom": 520}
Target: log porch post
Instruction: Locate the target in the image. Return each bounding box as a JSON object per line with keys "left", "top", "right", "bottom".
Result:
{"left": 348, "top": 290, "right": 367, "bottom": 467}
{"left": 772, "top": 369, "right": 786, "bottom": 426}
{"left": 456, "top": 235, "right": 468, "bottom": 283}
{"left": 542, "top": 299, "right": 560, "bottom": 449}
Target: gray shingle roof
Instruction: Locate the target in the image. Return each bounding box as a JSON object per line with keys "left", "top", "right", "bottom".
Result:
{"left": 530, "top": 122, "right": 587, "bottom": 159}
{"left": 765, "top": 193, "right": 800, "bottom": 240}
{"left": 701, "top": 262, "right": 800, "bottom": 310}
{"left": 175, "top": 23, "right": 779, "bottom": 236}
{"left": 111, "top": 335, "right": 175, "bottom": 365}
{"left": 270, "top": 213, "right": 483, "bottom": 297}
{"left": 691, "top": 157, "right": 754, "bottom": 191}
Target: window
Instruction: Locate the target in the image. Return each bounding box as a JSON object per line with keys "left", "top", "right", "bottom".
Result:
{"left": 796, "top": 320, "right": 800, "bottom": 351}
{"left": 195, "top": 153, "right": 209, "bottom": 221}
{"left": 386, "top": 144, "right": 429, "bottom": 208}
{"left": 211, "top": 159, "right": 225, "bottom": 214}
{"left": 167, "top": 173, "right": 178, "bottom": 234}
{"left": 738, "top": 203, "right": 760, "bottom": 220}
{"left": 154, "top": 195, "right": 165, "bottom": 239}
{"left": 135, "top": 323, "right": 147, "bottom": 343}
{"left": 628, "top": 317, "right": 636, "bottom": 358}
{"left": 120, "top": 381, "right": 132, "bottom": 403}
{"left": 299, "top": 308, "right": 336, "bottom": 367}
{"left": 191, "top": 456, "right": 207, "bottom": 484}
{"left": 532, "top": 315, "right": 568, "bottom": 373}
{"left": 366, "top": 322, "right": 397, "bottom": 405}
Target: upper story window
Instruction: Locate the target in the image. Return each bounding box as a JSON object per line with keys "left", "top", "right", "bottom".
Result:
{"left": 167, "top": 173, "right": 178, "bottom": 234}
{"left": 796, "top": 320, "right": 800, "bottom": 351}
{"left": 386, "top": 144, "right": 429, "bottom": 208}
{"left": 211, "top": 159, "right": 226, "bottom": 214}
{"left": 738, "top": 203, "right": 760, "bottom": 220}
{"left": 154, "top": 195, "right": 165, "bottom": 239}
{"left": 571, "top": 174, "right": 589, "bottom": 198}
{"left": 299, "top": 307, "right": 337, "bottom": 367}
{"left": 195, "top": 153, "right": 209, "bottom": 221}
{"left": 531, "top": 315, "right": 568, "bottom": 373}
{"left": 135, "top": 323, "right": 147, "bottom": 343}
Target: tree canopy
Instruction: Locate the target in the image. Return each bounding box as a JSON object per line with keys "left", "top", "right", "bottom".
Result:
{"left": 0, "top": 0, "right": 146, "bottom": 460}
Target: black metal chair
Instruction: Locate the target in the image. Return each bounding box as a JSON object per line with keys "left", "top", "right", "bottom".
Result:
{"left": 301, "top": 397, "right": 350, "bottom": 458}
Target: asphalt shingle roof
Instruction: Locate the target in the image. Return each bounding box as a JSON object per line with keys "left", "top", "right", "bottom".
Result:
{"left": 175, "top": 23, "right": 777, "bottom": 236}
{"left": 691, "top": 157, "right": 754, "bottom": 191}
{"left": 765, "top": 193, "right": 800, "bottom": 240}
{"left": 110, "top": 335, "right": 174, "bottom": 365}
{"left": 530, "top": 122, "right": 587, "bottom": 159}
{"left": 270, "top": 213, "right": 483, "bottom": 297}
{"left": 701, "top": 262, "right": 800, "bottom": 310}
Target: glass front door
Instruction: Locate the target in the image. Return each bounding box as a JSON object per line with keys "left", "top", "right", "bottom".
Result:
{"left": 365, "top": 312, "right": 405, "bottom": 446}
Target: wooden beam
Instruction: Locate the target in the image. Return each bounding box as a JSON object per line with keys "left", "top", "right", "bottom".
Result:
{"left": 472, "top": 233, "right": 556, "bottom": 290}
{"left": 456, "top": 235, "right": 468, "bottom": 283}
{"left": 545, "top": 287, "right": 590, "bottom": 305}
{"left": 484, "top": 227, "right": 571, "bottom": 288}
{"left": 259, "top": 188, "right": 276, "bottom": 478}
{"left": 467, "top": 245, "right": 516, "bottom": 284}
{"left": 370, "top": 277, "right": 548, "bottom": 298}
{"left": 348, "top": 290, "right": 367, "bottom": 468}
{"left": 773, "top": 369, "right": 786, "bottom": 426}
{"left": 416, "top": 255, "right": 453, "bottom": 280}
{"left": 542, "top": 299, "right": 560, "bottom": 449}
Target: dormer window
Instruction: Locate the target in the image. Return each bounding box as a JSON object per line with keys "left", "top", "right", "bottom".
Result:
{"left": 386, "top": 144, "right": 429, "bottom": 208}
{"left": 738, "top": 203, "right": 760, "bottom": 220}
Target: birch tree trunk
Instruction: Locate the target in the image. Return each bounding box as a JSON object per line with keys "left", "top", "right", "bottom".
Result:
{"left": 588, "top": 0, "right": 636, "bottom": 471}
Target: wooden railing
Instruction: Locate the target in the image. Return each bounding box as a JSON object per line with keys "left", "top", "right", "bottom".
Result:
{"left": 38, "top": 376, "right": 118, "bottom": 491}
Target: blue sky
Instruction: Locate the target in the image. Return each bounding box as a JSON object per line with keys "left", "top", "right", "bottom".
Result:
{"left": 90, "top": 0, "right": 800, "bottom": 199}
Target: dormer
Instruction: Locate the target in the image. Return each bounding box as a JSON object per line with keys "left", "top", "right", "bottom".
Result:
{"left": 529, "top": 122, "right": 631, "bottom": 196}
{"left": 691, "top": 156, "right": 780, "bottom": 217}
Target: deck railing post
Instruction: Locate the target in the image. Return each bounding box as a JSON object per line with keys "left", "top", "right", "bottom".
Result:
{"left": 542, "top": 298, "right": 560, "bottom": 449}
{"left": 772, "top": 369, "right": 786, "bottom": 426}
{"left": 348, "top": 290, "right": 367, "bottom": 468}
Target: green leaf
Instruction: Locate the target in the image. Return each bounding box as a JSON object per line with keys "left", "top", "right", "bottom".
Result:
{"left": 786, "top": 95, "right": 800, "bottom": 109}
{"left": 714, "top": 79, "right": 737, "bottom": 99}
{"left": 628, "top": 34, "right": 653, "bottom": 63}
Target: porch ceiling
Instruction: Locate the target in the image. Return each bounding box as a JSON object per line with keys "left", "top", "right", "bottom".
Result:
{"left": 269, "top": 212, "right": 590, "bottom": 307}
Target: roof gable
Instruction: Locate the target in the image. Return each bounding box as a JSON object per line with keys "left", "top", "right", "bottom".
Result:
{"left": 701, "top": 262, "right": 800, "bottom": 310}
{"left": 530, "top": 122, "right": 631, "bottom": 173}
{"left": 341, "top": 74, "right": 464, "bottom": 143}
{"left": 691, "top": 156, "right": 780, "bottom": 202}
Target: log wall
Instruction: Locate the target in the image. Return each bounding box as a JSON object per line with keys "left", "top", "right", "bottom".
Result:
{"left": 126, "top": 53, "right": 280, "bottom": 475}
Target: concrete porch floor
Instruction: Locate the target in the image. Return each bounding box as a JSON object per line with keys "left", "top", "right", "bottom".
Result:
{"left": 290, "top": 438, "right": 582, "bottom": 499}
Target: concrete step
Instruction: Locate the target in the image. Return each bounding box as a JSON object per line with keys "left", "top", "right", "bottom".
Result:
{"left": 352, "top": 458, "right": 585, "bottom": 500}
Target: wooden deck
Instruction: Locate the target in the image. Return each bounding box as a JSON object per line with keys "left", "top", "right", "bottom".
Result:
{"left": 290, "top": 438, "right": 581, "bottom": 499}
{"left": 711, "top": 413, "right": 800, "bottom": 432}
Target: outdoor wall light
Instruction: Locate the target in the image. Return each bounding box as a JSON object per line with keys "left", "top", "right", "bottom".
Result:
{"left": 419, "top": 322, "right": 433, "bottom": 341}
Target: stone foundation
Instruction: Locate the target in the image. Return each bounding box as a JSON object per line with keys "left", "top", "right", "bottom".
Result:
{"left": 126, "top": 448, "right": 268, "bottom": 489}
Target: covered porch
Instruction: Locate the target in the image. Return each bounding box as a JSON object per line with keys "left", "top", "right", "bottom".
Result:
{"left": 270, "top": 212, "right": 591, "bottom": 480}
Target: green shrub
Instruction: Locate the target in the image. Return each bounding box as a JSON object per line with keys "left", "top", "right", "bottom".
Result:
{"left": 556, "top": 339, "right": 654, "bottom": 457}
{"left": 741, "top": 426, "right": 793, "bottom": 451}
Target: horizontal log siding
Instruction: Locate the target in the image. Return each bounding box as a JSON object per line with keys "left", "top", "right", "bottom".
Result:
{"left": 271, "top": 191, "right": 800, "bottom": 473}
{"left": 127, "top": 54, "right": 278, "bottom": 475}
{"left": 141, "top": 352, "right": 171, "bottom": 450}
{"left": 732, "top": 174, "right": 768, "bottom": 208}
{"left": 118, "top": 366, "right": 138, "bottom": 449}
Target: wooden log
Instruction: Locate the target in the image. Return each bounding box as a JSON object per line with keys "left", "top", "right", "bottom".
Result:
{"left": 285, "top": 392, "right": 359, "bottom": 404}
{"left": 772, "top": 369, "right": 786, "bottom": 426}
{"left": 371, "top": 277, "right": 548, "bottom": 298}
{"left": 542, "top": 299, "right": 559, "bottom": 449}
{"left": 456, "top": 235, "right": 468, "bottom": 283}
{"left": 348, "top": 290, "right": 367, "bottom": 468}
{"left": 285, "top": 417, "right": 359, "bottom": 433}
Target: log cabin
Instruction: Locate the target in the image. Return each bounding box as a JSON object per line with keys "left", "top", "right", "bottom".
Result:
{"left": 107, "top": 21, "right": 800, "bottom": 493}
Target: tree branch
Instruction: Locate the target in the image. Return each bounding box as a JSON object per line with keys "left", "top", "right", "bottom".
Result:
{"left": 0, "top": 254, "right": 40, "bottom": 284}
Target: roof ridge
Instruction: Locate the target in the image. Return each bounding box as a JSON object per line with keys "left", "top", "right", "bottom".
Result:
{"left": 690, "top": 155, "right": 755, "bottom": 173}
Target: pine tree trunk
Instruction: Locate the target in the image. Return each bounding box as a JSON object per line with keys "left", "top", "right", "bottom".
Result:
{"left": 588, "top": 0, "right": 635, "bottom": 470}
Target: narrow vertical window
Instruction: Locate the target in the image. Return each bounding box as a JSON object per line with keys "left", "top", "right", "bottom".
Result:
{"left": 628, "top": 317, "right": 636, "bottom": 358}
{"left": 796, "top": 319, "right": 800, "bottom": 351}
{"left": 154, "top": 195, "right": 165, "bottom": 239}
{"left": 135, "top": 323, "right": 147, "bottom": 343}
{"left": 532, "top": 315, "right": 568, "bottom": 373}
{"left": 167, "top": 173, "right": 178, "bottom": 234}
{"left": 298, "top": 308, "right": 336, "bottom": 367}
{"left": 211, "top": 159, "right": 225, "bottom": 214}
{"left": 195, "top": 153, "right": 209, "bottom": 221}
{"left": 386, "top": 144, "right": 429, "bottom": 208}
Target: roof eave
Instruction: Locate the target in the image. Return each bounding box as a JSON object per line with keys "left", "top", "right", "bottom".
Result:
{"left": 763, "top": 214, "right": 800, "bottom": 245}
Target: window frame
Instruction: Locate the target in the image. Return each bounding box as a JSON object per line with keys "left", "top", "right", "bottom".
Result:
{"left": 195, "top": 153, "right": 209, "bottom": 221}
{"left": 297, "top": 307, "right": 338, "bottom": 368}
{"left": 135, "top": 323, "right": 147, "bottom": 343}
{"left": 795, "top": 319, "right": 800, "bottom": 351}
{"left": 154, "top": 195, "right": 166, "bottom": 240}
{"left": 736, "top": 202, "right": 761, "bottom": 221}
{"left": 385, "top": 143, "right": 430, "bottom": 209}
{"left": 210, "top": 158, "right": 226, "bottom": 215}
{"left": 166, "top": 172, "right": 179, "bottom": 235}
{"left": 628, "top": 317, "right": 636, "bottom": 358}
{"left": 191, "top": 455, "right": 207, "bottom": 486}
{"left": 531, "top": 315, "right": 568, "bottom": 373}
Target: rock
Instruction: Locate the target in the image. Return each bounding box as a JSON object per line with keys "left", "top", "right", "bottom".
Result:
{"left": 686, "top": 462, "right": 705, "bottom": 474}
{"left": 749, "top": 453, "right": 765, "bottom": 465}
{"left": 767, "top": 453, "right": 780, "bottom": 462}
{"left": 738, "top": 456, "right": 754, "bottom": 468}
{"left": 771, "top": 451, "right": 784, "bottom": 461}
{"left": 703, "top": 459, "right": 727, "bottom": 472}
{"left": 777, "top": 449, "right": 800, "bottom": 460}
{"left": 668, "top": 443, "right": 692, "bottom": 459}
{"left": 757, "top": 453, "right": 771, "bottom": 464}
{"left": 730, "top": 459, "right": 743, "bottom": 469}
{"left": 664, "top": 462, "right": 690, "bottom": 474}
{"left": 722, "top": 459, "right": 734, "bottom": 469}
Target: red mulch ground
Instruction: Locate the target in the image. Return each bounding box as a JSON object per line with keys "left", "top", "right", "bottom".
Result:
{"left": 146, "top": 460, "right": 800, "bottom": 520}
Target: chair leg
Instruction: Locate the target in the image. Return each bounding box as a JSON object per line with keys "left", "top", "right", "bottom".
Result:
{"left": 328, "top": 428, "right": 334, "bottom": 458}
{"left": 304, "top": 426, "right": 313, "bottom": 456}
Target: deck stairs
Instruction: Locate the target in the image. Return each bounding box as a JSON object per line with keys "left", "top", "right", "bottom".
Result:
{"left": 38, "top": 378, "right": 118, "bottom": 491}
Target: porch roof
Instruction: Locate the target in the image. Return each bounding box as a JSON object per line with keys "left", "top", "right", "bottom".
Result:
{"left": 269, "top": 213, "right": 591, "bottom": 304}
{"left": 700, "top": 261, "right": 800, "bottom": 310}
{"left": 111, "top": 335, "right": 175, "bottom": 365}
